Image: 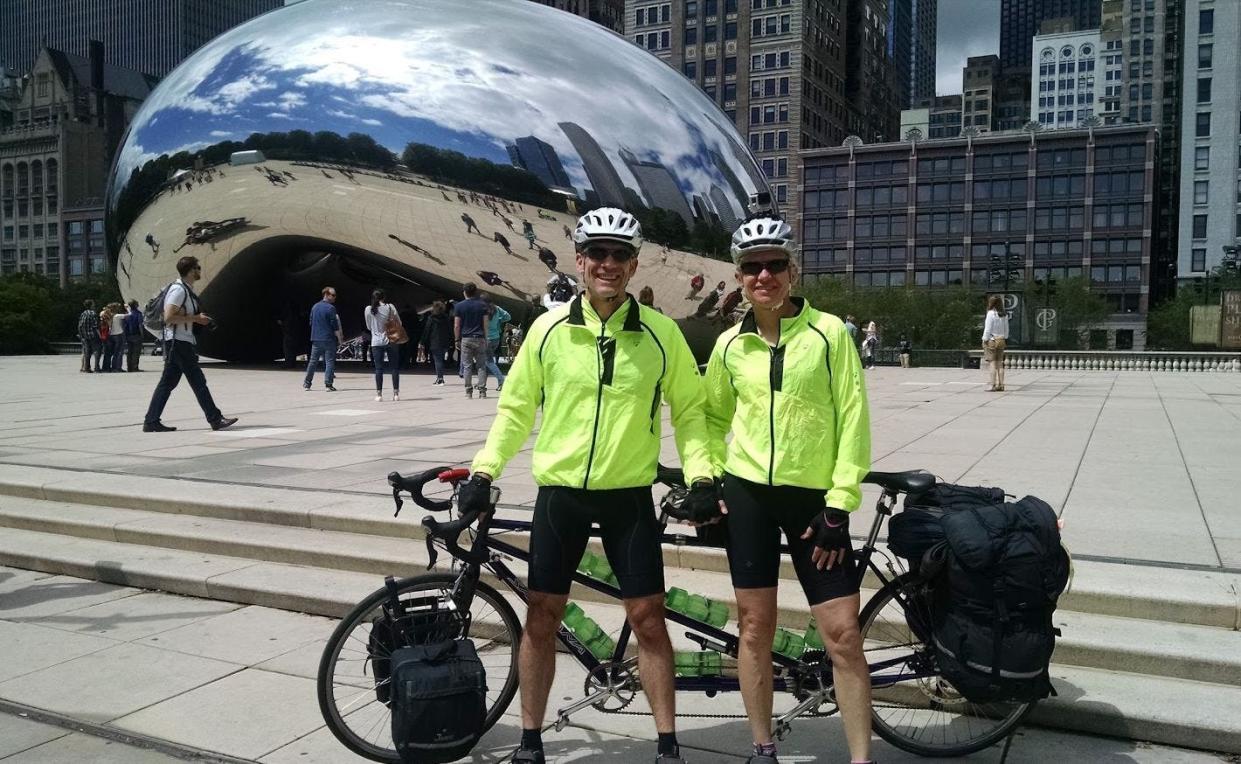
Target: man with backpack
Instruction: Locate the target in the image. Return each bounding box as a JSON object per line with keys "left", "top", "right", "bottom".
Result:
{"left": 142, "top": 256, "right": 238, "bottom": 433}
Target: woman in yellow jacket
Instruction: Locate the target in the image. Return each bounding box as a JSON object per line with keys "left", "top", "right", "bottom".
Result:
{"left": 704, "top": 218, "right": 873, "bottom": 764}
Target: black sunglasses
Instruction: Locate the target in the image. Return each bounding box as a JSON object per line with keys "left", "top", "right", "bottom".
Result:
{"left": 738, "top": 258, "right": 791, "bottom": 276}
{"left": 583, "top": 247, "right": 636, "bottom": 263}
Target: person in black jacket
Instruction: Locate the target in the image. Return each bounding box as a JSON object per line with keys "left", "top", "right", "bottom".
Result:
{"left": 419, "top": 300, "right": 454, "bottom": 385}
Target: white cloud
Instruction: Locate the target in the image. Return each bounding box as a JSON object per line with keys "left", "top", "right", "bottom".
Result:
{"left": 276, "top": 91, "right": 306, "bottom": 111}
{"left": 361, "top": 118, "right": 382, "bottom": 126}
{"left": 267, "top": 112, "right": 292, "bottom": 119}
{"left": 209, "top": 130, "right": 233, "bottom": 138}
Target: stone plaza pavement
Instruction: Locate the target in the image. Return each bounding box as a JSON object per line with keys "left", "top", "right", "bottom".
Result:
{"left": 0, "top": 564, "right": 1233, "bottom": 764}
{"left": 2, "top": 354, "right": 1239, "bottom": 569}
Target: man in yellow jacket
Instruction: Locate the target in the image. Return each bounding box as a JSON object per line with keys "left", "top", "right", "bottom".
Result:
{"left": 704, "top": 218, "right": 873, "bottom": 764}
{"left": 460, "top": 208, "right": 718, "bottom": 764}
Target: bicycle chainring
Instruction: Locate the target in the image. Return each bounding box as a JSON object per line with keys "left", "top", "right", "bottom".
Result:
{"left": 585, "top": 662, "right": 638, "bottom": 712}
{"left": 789, "top": 650, "right": 832, "bottom": 704}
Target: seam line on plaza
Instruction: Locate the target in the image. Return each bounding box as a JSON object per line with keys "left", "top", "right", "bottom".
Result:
{"left": 1058, "top": 372, "right": 1118, "bottom": 523}
{"left": 1155, "top": 381, "right": 1224, "bottom": 569}
{"left": 0, "top": 698, "right": 255, "bottom": 763}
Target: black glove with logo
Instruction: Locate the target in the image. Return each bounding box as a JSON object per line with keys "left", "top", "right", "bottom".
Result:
{"left": 670, "top": 479, "right": 723, "bottom": 524}
{"left": 805, "top": 507, "right": 851, "bottom": 568}
{"left": 457, "top": 473, "right": 493, "bottom": 516}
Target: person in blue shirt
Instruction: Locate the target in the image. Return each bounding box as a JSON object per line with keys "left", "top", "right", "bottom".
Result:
{"left": 481, "top": 294, "right": 511, "bottom": 391}
{"left": 303, "top": 286, "right": 343, "bottom": 391}
{"left": 453, "top": 283, "right": 491, "bottom": 399}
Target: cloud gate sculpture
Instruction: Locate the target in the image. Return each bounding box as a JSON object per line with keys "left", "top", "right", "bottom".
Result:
{"left": 106, "top": 0, "right": 773, "bottom": 361}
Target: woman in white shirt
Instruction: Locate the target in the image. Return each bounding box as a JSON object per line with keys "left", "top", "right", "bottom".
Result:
{"left": 982, "top": 295, "right": 1009, "bottom": 392}
{"left": 364, "top": 289, "right": 402, "bottom": 401}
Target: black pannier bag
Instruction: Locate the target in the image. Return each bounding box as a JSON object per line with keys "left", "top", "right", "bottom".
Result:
{"left": 367, "top": 591, "right": 465, "bottom": 707}
{"left": 888, "top": 482, "right": 1006, "bottom": 564}
{"left": 927, "top": 495, "right": 1071, "bottom": 704}
{"left": 390, "top": 639, "right": 488, "bottom": 764}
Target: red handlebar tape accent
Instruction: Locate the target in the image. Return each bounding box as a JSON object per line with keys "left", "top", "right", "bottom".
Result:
{"left": 438, "top": 468, "right": 471, "bottom": 482}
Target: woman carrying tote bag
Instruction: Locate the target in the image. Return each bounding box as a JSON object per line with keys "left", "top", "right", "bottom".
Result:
{"left": 364, "top": 289, "right": 403, "bottom": 401}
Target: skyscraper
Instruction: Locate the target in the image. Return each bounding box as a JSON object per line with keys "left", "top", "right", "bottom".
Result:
{"left": 558, "top": 121, "right": 629, "bottom": 209}
{"left": 888, "top": 0, "right": 937, "bottom": 109}
{"left": 1177, "top": 0, "right": 1240, "bottom": 280}
{"left": 507, "top": 136, "right": 573, "bottom": 191}
{"left": 625, "top": 0, "right": 899, "bottom": 227}
{"left": 619, "top": 148, "right": 694, "bottom": 224}
{"left": 528, "top": 0, "right": 626, "bottom": 33}
{"left": 999, "top": 0, "right": 1102, "bottom": 70}
{"left": 0, "top": 0, "right": 282, "bottom": 77}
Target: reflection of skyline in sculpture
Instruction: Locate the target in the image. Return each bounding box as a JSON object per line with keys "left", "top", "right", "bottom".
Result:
{"left": 558, "top": 121, "right": 628, "bottom": 209}
{"left": 506, "top": 135, "right": 572, "bottom": 192}
{"left": 708, "top": 186, "right": 740, "bottom": 230}
{"left": 619, "top": 148, "right": 693, "bottom": 225}
{"left": 104, "top": 0, "right": 771, "bottom": 362}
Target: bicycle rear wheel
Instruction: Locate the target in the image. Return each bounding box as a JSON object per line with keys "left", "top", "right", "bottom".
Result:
{"left": 317, "top": 573, "right": 522, "bottom": 763}
{"left": 860, "top": 573, "right": 1032, "bottom": 757}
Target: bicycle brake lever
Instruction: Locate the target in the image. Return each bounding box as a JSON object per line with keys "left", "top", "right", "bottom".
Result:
{"left": 425, "top": 535, "right": 438, "bottom": 570}
{"left": 392, "top": 488, "right": 404, "bottom": 517}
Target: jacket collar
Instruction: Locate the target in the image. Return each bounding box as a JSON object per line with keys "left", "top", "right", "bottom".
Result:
{"left": 567, "top": 293, "right": 643, "bottom": 332}
{"left": 738, "top": 296, "right": 808, "bottom": 341}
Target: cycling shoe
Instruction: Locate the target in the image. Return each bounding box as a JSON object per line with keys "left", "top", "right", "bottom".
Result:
{"left": 512, "top": 747, "right": 545, "bottom": 763}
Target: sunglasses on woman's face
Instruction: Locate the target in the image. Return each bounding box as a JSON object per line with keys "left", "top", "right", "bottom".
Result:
{"left": 738, "top": 258, "right": 791, "bottom": 277}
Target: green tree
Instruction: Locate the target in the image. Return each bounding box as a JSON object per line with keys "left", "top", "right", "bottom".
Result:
{"left": 1146, "top": 265, "right": 1241, "bottom": 349}
{"left": 1028, "top": 276, "right": 1111, "bottom": 348}
{"left": 0, "top": 273, "right": 121, "bottom": 355}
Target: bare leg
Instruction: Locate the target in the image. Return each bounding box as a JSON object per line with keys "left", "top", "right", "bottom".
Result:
{"left": 735, "top": 587, "right": 779, "bottom": 745}
{"left": 811, "top": 594, "right": 871, "bottom": 762}
{"left": 624, "top": 593, "right": 677, "bottom": 733}
{"left": 519, "top": 591, "right": 568, "bottom": 729}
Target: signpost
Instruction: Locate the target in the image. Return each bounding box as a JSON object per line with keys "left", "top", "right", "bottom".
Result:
{"left": 1222, "top": 290, "right": 1241, "bottom": 350}
{"left": 1034, "top": 307, "right": 1058, "bottom": 346}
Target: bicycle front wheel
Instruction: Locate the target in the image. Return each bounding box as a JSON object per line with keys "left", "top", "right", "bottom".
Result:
{"left": 860, "top": 573, "right": 1032, "bottom": 757}
{"left": 317, "top": 574, "right": 522, "bottom": 763}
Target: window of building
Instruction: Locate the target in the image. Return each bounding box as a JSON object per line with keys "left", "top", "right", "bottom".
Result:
{"left": 1191, "top": 248, "right": 1206, "bottom": 272}
{"left": 684, "top": 61, "right": 697, "bottom": 78}
{"left": 684, "top": 27, "right": 697, "bottom": 44}
{"left": 1196, "top": 112, "right": 1211, "bottom": 137}
{"left": 704, "top": 24, "right": 717, "bottom": 42}
{"left": 1192, "top": 214, "right": 1208, "bottom": 238}
{"left": 1200, "top": 8, "right": 1213, "bottom": 35}
{"left": 1198, "top": 78, "right": 1211, "bottom": 103}
{"left": 1194, "top": 180, "right": 1209, "bottom": 204}
{"left": 1199, "top": 43, "right": 1212, "bottom": 69}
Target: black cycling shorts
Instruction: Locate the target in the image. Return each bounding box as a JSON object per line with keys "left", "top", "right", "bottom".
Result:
{"left": 528, "top": 485, "right": 664, "bottom": 599}
{"left": 722, "top": 473, "right": 860, "bottom": 606}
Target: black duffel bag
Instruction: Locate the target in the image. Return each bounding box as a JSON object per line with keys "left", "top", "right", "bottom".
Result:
{"left": 391, "top": 639, "right": 488, "bottom": 764}
{"left": 888, "top": 482, "right": 1006, "bottom": 565}
{"left": 926, "top": 495, "right": 1070, "bottom": 704}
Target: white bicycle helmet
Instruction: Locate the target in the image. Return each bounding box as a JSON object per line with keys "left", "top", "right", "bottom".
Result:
{"left": 730, "top": 217, "right": 795, "bottom": 263}
{"left": 573, "top": 207, "right": 644, "bottom": 253}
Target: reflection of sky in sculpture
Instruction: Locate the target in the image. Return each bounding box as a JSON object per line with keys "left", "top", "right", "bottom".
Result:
{"left": 110, "top": 0, "right": 766, "bottom": 219}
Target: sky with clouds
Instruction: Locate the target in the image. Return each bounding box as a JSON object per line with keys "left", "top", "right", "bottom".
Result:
{"left": 935, "top": 0, "right": 1002, "bottom": 96}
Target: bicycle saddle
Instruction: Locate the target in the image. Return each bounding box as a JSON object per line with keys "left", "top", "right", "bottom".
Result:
{"left": 864, "top": 470, "right": 935, "bottom": 495}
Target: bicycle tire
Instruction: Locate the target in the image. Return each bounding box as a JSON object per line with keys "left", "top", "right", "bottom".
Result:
{"left": 317, "top": 573, "right": 522, "bottom": 763}
{"left": 860, "top": 572, "right": 1032, "bottom": 758}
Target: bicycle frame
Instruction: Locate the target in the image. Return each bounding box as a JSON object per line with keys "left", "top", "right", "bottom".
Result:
{"left": 430, "top": 481, "right": 936, "bottom": 732}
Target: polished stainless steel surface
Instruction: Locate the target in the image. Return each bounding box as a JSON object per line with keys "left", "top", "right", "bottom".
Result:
{"left": 106, "top": 0, "right": 769, "bottom": 361}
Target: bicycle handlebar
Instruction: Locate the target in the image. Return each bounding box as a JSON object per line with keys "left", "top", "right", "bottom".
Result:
{"left": 388, "top": 467, "right": 490, "bottom": 569}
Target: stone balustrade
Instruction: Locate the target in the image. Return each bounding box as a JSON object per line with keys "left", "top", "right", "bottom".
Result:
{"left": 975, "top": 350, "right": 1241, "bottom": 372}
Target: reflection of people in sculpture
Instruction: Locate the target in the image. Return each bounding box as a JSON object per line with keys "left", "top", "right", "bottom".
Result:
{"left": 461, "top": 212, "right": 480, "bottom": 235}
{"left": 501, "top": 215, "right": 515, "bottom": 232}
{"left": 537, "top": 247, "right": 557, "bottom": 272}
{"left": 686, "top": 272, "right": 705, "bottom": 300}
{"left": 695, "top": 280, "right": 727, "bottom": 317}
{"left": 494, "top": 232, "right": 514, "bottom": 255}
{"left": 145, "top": 233, "right": 160, "bottom": 256}
{"left": 522, "top": 219, "right": 537, "bottom": 249}
{"left": 563, "top": 224, "right": 572, "bottom": 240}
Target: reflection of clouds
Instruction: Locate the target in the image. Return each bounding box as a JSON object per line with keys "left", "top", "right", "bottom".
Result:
{"left": 111, "top": 0, "right": 764, "bottom": 219}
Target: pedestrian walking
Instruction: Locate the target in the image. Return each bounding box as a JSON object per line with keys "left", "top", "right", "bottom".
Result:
{"left": 704, "top": 217, "right": 874, "bottom": 764}
{"left": 982, "top": 295, "right": 1009, "bottom": 391}
{"left": 453, "top": 282, "right": 490, "bottom": 398}
{"left": 419, "top": 300, "right": 453, "bottom": 385}
{"left": 142, "top": 256, "right": 237, "bottom": 432}
{"left": 861, "top": 321, "right": 878, "bottom": 369}
{"left": 124, "top": 300, "right": 145, "bottom": 371}
{"left": 77, "top": 300, "right": 100, "bottom": 373}
{"left": 459, "top": 207, "right": 713, "bottom": 764}
{"left": 303, "top": 286, "right": 343, "bottom": 391}
{"left": 481, "top": 294, "right": 510, "bottom": 391}
{"left": 686, "top": 272, "right": 705, "bottom": 300}
{"left": 364, "top": 289, "right": 402, "bottom": 401}
{"left": 494, "top": 232, "right": 513, "bottom": 255}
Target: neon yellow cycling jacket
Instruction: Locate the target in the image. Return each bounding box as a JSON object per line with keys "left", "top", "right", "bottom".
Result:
{"left": 703, "top": 297, "right": 871, "bottom": 510}
{"left": 472, "top": 294, "right": 714, "bottom": 489}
